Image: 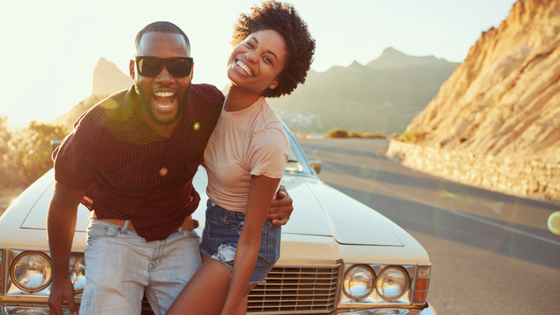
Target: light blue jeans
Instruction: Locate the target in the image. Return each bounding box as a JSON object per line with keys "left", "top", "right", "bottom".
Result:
{"left": 79, "top": 219, "right": 202, "bottom": 315}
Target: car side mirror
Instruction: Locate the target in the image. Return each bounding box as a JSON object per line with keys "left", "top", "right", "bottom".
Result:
{"left": 308, "top": 160, "right": 321, "bottom": 174}
{"left": 51, "top": 140, "right": 62, "bottom": 154}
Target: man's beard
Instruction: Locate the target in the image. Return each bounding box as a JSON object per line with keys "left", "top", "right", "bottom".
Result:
{"left": 134, "top": 84, "right": 191, "bottom": 126}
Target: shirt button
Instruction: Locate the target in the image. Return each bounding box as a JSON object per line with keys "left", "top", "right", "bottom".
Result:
{"left": 159, "top": 167, "right": 168, "bottom": 177}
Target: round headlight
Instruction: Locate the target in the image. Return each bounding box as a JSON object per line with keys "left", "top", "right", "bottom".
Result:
{"left": 10, "top": 252, "right": 53, "bottom": 293}
{"left": 376, "top": 266, "right": 410, "bottom": 301}
{"left": 69, "top": 254, "right": 86, "bottom": 293}
{"left": 343, "top": 265, "right": 376, "bottom": 301}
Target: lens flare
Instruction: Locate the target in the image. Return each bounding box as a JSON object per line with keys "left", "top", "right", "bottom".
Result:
{"left": 193, "top": 122, "right": 200, "bottom": 130}
{"left": 548, "top": 211, "right": 560, "bottom": 235}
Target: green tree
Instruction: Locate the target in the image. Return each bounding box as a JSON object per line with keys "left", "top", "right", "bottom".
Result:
{"left": 7, "top": 121, "right": 68, "bottom": 186}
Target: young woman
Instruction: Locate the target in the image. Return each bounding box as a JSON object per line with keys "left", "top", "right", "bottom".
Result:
{"left": 166, "top": 1, "right": 315, "bottom": 314}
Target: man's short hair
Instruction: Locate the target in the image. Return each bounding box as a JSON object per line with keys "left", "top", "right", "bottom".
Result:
{"left": 135, "top": 21, "right": 191, "bottom": 54}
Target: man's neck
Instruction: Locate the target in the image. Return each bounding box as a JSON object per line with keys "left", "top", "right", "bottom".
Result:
{"left": 133, "top": 98, "right": 181, "bottom": 138}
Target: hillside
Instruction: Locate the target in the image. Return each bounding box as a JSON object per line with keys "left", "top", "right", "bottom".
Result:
{"left": 52, "top": 58, "right": 132, "bottom": 130}
{"left": 55, "top": 49, "right": 456, "bottom": 136}
{"left": 234, "top": 47, "right": 458, "bottom": 135}
{"left": 389, "top": 0, "right": 560, "bottom": 201}
{"left": 405, "top": 0, "right": 560, "bottom": 161}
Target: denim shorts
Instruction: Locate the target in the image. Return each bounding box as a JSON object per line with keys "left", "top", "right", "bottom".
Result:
{"left": 200, "top": 199, "right": 281, "bottom": 284}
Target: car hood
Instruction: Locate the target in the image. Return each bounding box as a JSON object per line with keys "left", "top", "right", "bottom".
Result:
{"left": 192, "top": 169, "right": 404, "bottom": 247}
{"left": 19, "top": 169, "right": 403, "bottom": 247}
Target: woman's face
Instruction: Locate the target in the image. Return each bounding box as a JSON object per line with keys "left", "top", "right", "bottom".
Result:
{"left": 227, "top": 29, "right": 287, "bottom": 95}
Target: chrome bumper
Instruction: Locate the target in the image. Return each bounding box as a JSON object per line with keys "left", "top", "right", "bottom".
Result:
{"left": 1, "top": 303, "right": 437, "bottom": 315}
{"left": 337, "top": 303, "right": 437, "bottom": 315}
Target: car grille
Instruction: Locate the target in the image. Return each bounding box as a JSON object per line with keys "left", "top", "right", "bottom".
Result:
{"left": 140, "top": 265, "right": 341, "bottom": 314}
{"left": 247, "top": 265, "right": 340, "bottom": 314}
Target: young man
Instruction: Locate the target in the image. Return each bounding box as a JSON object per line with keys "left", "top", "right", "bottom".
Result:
{"left": 47, "top": 22, "right": 293, "bottom": 315}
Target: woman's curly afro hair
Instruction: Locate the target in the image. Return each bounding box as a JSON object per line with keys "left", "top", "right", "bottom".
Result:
{"left": 232, "top": 0, "right": 316, "bottom": 98}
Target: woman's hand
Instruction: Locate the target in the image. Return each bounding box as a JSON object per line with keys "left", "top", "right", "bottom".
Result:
{"left": 267, "top": 185, "right": 293, "bottom": 225}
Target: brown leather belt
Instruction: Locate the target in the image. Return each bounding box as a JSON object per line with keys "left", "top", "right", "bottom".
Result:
{"left": 91, "top": 211, "right": 199, "bottom": 231}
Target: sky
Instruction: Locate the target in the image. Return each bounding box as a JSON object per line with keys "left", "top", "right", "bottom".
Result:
{"left": 0, "top": 0, "right": 517, "bottom": 127}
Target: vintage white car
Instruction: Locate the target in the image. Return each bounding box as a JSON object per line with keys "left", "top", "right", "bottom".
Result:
{"left": 0, "top": 133, "right": 436, "bottom": 315}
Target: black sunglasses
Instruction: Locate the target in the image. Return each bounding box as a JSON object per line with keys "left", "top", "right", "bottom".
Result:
{"left": 135, "top": 56, "right": 193, "bottom": 78}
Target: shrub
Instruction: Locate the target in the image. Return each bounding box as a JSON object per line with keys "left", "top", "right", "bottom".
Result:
{"left": 397, "top": 130, "right": 426, "bottom": 143}
{"left": 0, "top": 118, "right": 68, "bottom": 188}
{"left": 360, "top": 132, "right": 385, "bottom": 139}
{"left": 326, "top": 128, "right": 348, "bottom": 138}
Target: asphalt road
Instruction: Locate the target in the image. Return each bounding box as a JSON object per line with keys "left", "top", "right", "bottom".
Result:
{"left": 298, "top": 139, "right": 560, "bottom": 315}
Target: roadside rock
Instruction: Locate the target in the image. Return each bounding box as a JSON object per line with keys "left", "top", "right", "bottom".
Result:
{"left": 389, "top": 0, "right": 560, "bottom": 201}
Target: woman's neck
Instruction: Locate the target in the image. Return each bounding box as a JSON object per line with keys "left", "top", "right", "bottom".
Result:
{"left": 224, "top": 85, "right": 262, "bottom": 112}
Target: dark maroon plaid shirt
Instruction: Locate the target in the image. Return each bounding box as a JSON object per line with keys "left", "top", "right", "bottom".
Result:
{"left": 53, "top": 84, "right": 224, "bottom": 241}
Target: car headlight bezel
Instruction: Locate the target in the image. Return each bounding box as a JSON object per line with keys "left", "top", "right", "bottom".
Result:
{"left": 342, "top": 264, "right": 376, "bottom": 301}
{"left": 69, "top": 253, "right": 86, "bottom": 294}
{"left": 9, "top": 251, "right": 53, "bottom": 293}
{"left": 376, "top": 265, "right": 410, "bottom": 302}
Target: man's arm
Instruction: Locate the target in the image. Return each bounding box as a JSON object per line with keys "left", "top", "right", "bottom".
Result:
{"left": 266, "top": 185, "right": 294, "bottom": 226}
{"left": 47, "top": 182, "right": 87, "bottom": 315}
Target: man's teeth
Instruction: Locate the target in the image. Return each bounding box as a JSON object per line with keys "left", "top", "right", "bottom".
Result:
{"left": 154, "top": 91, "right": 175, "bottom": 97}
{"left": 155, "top": 102, "right": 173, "bottom": 109}
{"left": 236, "top": 61, "right": 253, "bottom": 76}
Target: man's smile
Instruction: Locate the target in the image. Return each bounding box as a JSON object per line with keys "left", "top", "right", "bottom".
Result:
{"left": 153, "top": 90, "right": 177, "bottom": 110}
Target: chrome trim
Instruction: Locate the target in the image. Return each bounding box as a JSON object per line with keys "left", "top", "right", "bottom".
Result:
{"left": 3, "top": 305, "right": 53, "bottom": 314}
{"left": 337, "top": 302, "right": 437, "bottom": 315}
{"left": 411, "top": 264, "right": 432, "bottom": 306}
{"left": 8, "top": 250, "right": 52, "bottom": 295}
{"left": 247, "top": 262, "right": 343, "bottom": 314}
{"left": 376, "top": 266, "right": 410, "bottom": 302}
{"left": 342, "top": 264, "right": 376, "bottom": 301}
{"left": 6, "top": 249, "right": 84, "bottom": 300}
{"left": 339, "top": 264, "right": 415, "bottom": 308}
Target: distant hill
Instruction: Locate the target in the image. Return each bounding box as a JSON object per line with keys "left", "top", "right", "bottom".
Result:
{"left": 266, "top": 47, "right": 458, "bottom": 135}
{"left": 52, "top": 58, "right": 132, "bottom": 130}
{"left": 55, "top": 49, "right": 456, "bottom": 135}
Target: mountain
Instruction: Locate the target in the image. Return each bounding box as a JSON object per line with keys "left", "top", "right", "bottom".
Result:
{"left": 388, "top": 0, "right": 560, "bottom": 202}
{"left": 92, "top": 57, "right": 133, "bottom": 96}
{"left": 404, "top": 0, "right": 560, "bottom": 161}
{"left": 52, "top": 58, "right": 132, "bottom": 130}
{"left": 55, "top": 49, "right": 456, "bottom": 135}
{"left": 264, "top": 47, "right": 458, "bottom": 135}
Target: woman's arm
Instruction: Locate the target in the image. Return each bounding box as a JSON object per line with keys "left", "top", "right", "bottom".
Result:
{"left": 220, "top": 175, "right": 281, "bottom": 315}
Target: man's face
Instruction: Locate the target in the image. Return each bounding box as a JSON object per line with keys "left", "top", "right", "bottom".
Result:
{"left": 130, "top": 32, "right": 193, "bottom": 126}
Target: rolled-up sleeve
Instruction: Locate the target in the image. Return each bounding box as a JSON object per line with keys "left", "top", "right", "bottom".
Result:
{"left": 53, "top": 128, "right": 99, "bottom": 190}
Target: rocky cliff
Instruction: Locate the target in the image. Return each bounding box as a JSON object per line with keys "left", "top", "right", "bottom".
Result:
{"left": 52, "top": 58, "right": 132, "bottom": 130}
{"left": 406, "top": 0, "right": 560, "bottom": 162}
{"left": 389, "top": 0, "right": 560, "bottom": 201}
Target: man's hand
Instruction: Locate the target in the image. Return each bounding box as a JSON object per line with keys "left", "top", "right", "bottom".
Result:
{"left": 266, "top": 185, "right": 294, "bottom": 225}
{"left": 48, "top": 278, "right": 79, "bottom": 315}
{"left": 47, "top": 182, "right": 86, "bottom": 315}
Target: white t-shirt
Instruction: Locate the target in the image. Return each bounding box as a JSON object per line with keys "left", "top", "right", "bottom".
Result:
{"left": 203, "top": 96, "right": 290, "bottom": 213}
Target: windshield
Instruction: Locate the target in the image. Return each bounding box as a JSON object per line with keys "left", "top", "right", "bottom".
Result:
{"left": 284, "top": 130, "right": 313, "bottom": 176}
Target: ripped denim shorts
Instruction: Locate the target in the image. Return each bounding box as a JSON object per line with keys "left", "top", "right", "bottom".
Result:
{"left": 199, "top": 199, "right": 281, "bottom": 284}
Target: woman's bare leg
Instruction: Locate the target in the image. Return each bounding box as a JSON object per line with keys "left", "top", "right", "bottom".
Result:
{"left": 166, "top": 254, "right": 231, "bottom": 315}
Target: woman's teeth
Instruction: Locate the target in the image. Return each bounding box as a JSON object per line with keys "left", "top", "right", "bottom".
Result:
{"left": 236, "top": 60, "right": 253, "bottom": 76}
